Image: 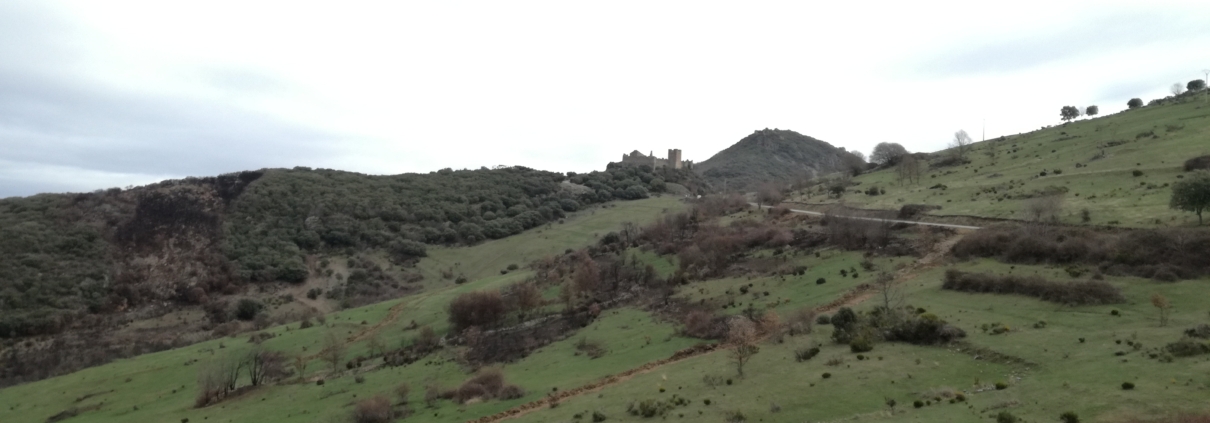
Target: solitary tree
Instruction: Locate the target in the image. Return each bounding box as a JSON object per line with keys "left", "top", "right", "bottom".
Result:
{"left": 1151, "top": 293, "right": 1171, "bottom": 327}
{"left": 874, "top": 273, "right": 904, "bottom": 323}
{"left": 1060, "top": 106, "right": 1080, "bottom": 121}
{"left": 727, "top": 318, "right": 760, "bottom": 377}
{"left": 1189, "top": 79, "right": 1207, "bottom": 92}
{"left": 1127, "top": 98, "right": 1143, "bottom": 109}
{"left": 870, "top": 142, "right": 909, "bottom": 166}
{"left": 321, "top": 332, "right": 347, "bottom": 371}
{"left": 896, "top": 155, "right": 922, "bottom": 185}
{"left": 756, "top": 182, "right": 784, "bottom": 207}
{"left": 1170, "top": 171, "right": 1210, "bottom": 225}
{"left": 1171, "top": 83, "right": 1185, "bottom": 96}
{"left": 949, "top": 130, "right": 972, "bottom": 159}
{"left": 1085, "top": 105, "right": 1099, "bottom": 116}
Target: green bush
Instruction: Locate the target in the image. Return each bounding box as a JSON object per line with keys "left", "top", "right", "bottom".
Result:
{"left": 1060, "top": 411, "right": 1080, "bottom": 423}
{"left": 994, "top": 382, "right": 1008, "bottom": 390}
{"left": 234, "top": 299, "right": 264, "bottom": 321}
{"left": 1121, "top": 382, "right": 1135, "bottom": 390}
{"left": 794, "top": 347, "right": 821, "bottom": 362}
{"left": 996, "top": 411, "right": 1019, "bottom": 423}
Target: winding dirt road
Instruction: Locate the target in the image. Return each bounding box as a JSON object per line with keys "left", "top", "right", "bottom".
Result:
{"left": 465, "top": 232, "right": 968, "bottom": 423}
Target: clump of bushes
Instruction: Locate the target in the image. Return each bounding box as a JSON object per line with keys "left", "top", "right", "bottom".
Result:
{"left": 996, "top": 411, "right": 1019, "bottom": 423}
{"left": 994, "top": 381, "right": 1008, "bottom": 390}
{"left": 234, "top": 299, "right": 264, "bottom": 321}
{"left": 794, "top": 346, "right": 821, "bottom": 362}
{"left": 1061, "top": 411, "right": 1080, "bottom": 423}
{"left": 447, "top": 290, "right": 508, "bottom": 330}
{"left": 352, "top": 395, "right": 394, "bottom": 423}
{"left": 446, "top": 368, "right": 525, "bottom": 404}
{"left": 1185, "top": 155, "right": 1210, "bottom": 172}
{"left": 942, "top": 269, "right": 1124, "bottom": 305}
{"left": 1164, "top": 338, "right": 1210, "bottom": 357}
{"left": 982, "top": 323, "right": 1011, "bottom": 335}
{"left": 951, "top": 225, "right": 1210, "bottom": 281}
{"left": 681, "top": 310, "right": 729, "bottom": 339}
{"left": 575, "top": 338, "right": 607, "bottom": 359}
{"left": 627, "top": 396, "right": 690, "bottom": 418}
{"left": 1122, "top": 382, "right": 1135, "bottom": 390}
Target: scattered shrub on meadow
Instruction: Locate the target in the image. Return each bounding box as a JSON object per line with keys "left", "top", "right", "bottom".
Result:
{"left": 1061, "top": 411, "right": 1081, "bottom": 423}
{"left": 352, "top": 395, "right": 393, "bottom": 423}
{"left": 1165, "top": 338, "right": 1210, "bottom": 357}
{"left": 575, "top": 338, "right": 607, "bottom": 359}
{"left": 850, "top": 337, "right": 874, "bottom": 353}
{"left": 794, "top": 346, "right": 821, "bottom": 362}
{"left": 996, "top": 411, "right": 1019, "bottom": 423}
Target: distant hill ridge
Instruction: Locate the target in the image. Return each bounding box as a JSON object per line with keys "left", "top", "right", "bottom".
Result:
{"left": 694, "top": 128, "right": 859, "bottom": 191}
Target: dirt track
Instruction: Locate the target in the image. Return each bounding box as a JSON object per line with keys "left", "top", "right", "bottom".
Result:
{"left": 465, "top": 233, "right": 967, "bottom": 423}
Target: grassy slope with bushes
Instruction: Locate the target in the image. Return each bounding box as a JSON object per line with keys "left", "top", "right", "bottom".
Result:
{"left": 0, "top": 164, "right": 704, "bottom": 340}
{"left": 800, "top": 97, "right": 1210, "bottom": 227}
{"left": 3, "top": 198, "right": 1209, "bottom": 423}
{"left": 0, "top": 196, "right": 687, "bottom": 423}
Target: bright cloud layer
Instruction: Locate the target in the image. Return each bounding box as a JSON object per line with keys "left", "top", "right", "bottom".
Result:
{"left": 2, "top": 0, "right": 1208, "bottom": 197}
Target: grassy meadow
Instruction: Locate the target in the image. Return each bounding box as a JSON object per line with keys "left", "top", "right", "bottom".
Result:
{"left": 800, "top": 98, "right": 1210, "bottom": 227}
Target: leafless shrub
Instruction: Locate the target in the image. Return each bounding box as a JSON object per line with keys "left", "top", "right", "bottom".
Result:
{"left": 942, "top": 269, "right": 1123, "bottom": 305}
{"left": 785, "top": 307, "right": 816, "bottom": 336}
{"left": 574, "top": 337, "right": 607, "bottom": 359}
{"left": 681, "top": 310, "right": 729, "bottom": 339}
{"left": 448, "top": 290, "right": 509, "bottom": 331}
{"left": 352, "top": 395, "right": 393, "bottom": 423}
{"left": 1024, "top": 195, "right": 1064, "bottom": 223}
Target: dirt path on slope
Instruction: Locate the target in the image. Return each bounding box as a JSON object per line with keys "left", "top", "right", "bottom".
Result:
{"left": 466, "top": 233, "right": 969, "bottom": 423}
{"left": 304, "top": 299, "right": 412, "bottom": 361}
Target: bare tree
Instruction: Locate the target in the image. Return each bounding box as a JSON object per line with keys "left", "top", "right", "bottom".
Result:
{"left": 949, "top": 130, "right": 972, "bottom": 160}
{"left": 896, "top": 155, "right": 922, "bottom": 185}
{"left": 1171, "top": 83, "right": 1185, "bottom": 96}
{"left": 292, "top": 354, "right": 308, "bottom": 382}
{"left": 727, "top": 318, "right": 760, "bottom": 377}
{"left": 1152, "top": 293, "right": 1171, "bottom": 327}
{"left": 874, "top": 272, "right": 904, "bottom": 321}
{"left": 367, "top": 334, "right": 386, "bottom": 357}
{"left": 619, "top": 221, "right": 641, "bottom": 246}
{"left": 1024, "top": 195, "right": 1064, "bottom": 223}
{"left": 756, "top": 182, "right": 784, "bottom": 207}
{"left": 321, "top": 332, "right": 347, "bottom": 371}
{"left": 510, "top": 281, "right": 544, "bottom": 317}
{"left": 243, "top": 346, "right": 286, "bottom": 387}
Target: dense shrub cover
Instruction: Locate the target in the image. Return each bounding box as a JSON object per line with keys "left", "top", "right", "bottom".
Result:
{"left": 447, "top": 290, "right": 508, "bottom": 331}
{"left": 952, "top": 224, "right": 1210, "bottom": 280}
{"left": 942, "top": 269, "right": 1124, "bottom": 305}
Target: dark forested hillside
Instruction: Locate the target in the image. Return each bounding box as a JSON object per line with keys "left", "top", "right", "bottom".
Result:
{"left": 695, "top": 129, "right": 865, "bottom": 191}
{"left": 0, "top": 165, "right": 707, "bottom": 340}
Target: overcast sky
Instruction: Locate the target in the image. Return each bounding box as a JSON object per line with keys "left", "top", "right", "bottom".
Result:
{"left": 2, "top": 1, "right": 1209, "bottom": 198}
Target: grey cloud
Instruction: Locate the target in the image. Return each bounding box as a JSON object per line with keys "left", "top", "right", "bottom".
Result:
{"left": 0, "top": 2, "right": 345, "bottom": 197}
{"left": 907, "top": 10, "right": 1210, "bottom": 77}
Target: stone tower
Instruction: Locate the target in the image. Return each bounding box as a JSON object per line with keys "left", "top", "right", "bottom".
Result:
{"left": 667, "top": 149, "right": 683, "bottom": 169}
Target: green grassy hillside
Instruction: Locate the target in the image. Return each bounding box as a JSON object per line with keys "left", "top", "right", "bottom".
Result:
{"left": 0, "top": 196, "right": 685, "bottom": 423}
{"left": 801, "top": 98, "right": 1210, "bottom": 227}
{"left": 4, "top": 198, "right": 1208, "bottom": 423}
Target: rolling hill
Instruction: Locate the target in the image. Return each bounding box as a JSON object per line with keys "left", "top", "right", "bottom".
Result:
{"left": 794, "top": 94, "right": 1210, "bottom": 228}
{"left": 694, "top": 129, "right": 862, "bottom": 191}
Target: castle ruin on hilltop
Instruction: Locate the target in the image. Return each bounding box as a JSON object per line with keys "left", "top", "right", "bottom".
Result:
{"left": 613, "top": 149, "right": 691, "bottom": 170}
